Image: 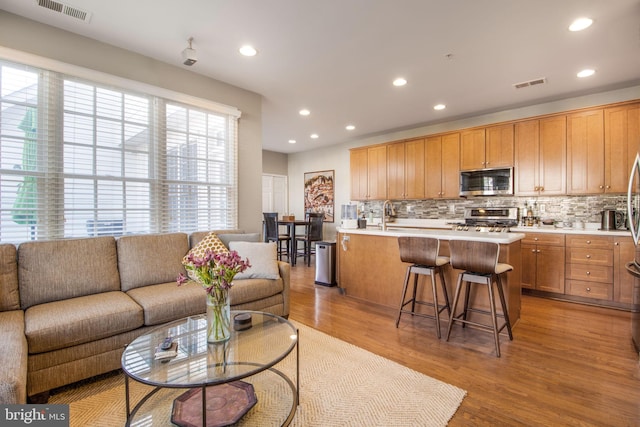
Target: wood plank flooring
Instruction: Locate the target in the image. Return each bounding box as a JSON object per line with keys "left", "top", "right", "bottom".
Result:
{"left": 289, "top": 262, "right": 640, "bottom": 426}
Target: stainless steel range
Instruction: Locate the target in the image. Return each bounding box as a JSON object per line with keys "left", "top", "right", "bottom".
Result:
{"left": 449, "top": 207, "right": 519, "bottom": 232}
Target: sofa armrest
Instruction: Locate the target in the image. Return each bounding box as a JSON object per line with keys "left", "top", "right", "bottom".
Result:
{"left": 277, "top": 261, "right": 291, "bottom": 317}
{"left": 0, "top": 311, "right": 27, "bottom": 404}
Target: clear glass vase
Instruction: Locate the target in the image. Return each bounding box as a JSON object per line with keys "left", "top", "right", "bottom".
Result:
{"left": 206, "top": 291, "right": 231, "bottom": 343}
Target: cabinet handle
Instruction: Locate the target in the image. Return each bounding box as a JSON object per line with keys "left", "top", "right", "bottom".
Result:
{"left": 586, "top": 271, "right": 591, "bottom": 275}
{"left": 586, "top": 240, "right": 591, "bottom": 244}
{"left": 531, "top": 249, "right": 537, "bottom": 253}
{"left": 586, "top": 254, "right": 591, "bottom": 258}
{"left": 534, "top": 186, "right": 539, "bottom": 191}
{"left": 599, "top": 185, "right": 604, "bottom": 189}
{"left": 586, "top": 287, "right": 591, "bottom": 292}
{"left": 606, "top": 185, "right": 610, "bottom": 189}
{"left": 540, "top": 186, "right": 544, "bottom": 191}
{"left": 615, "top": 242, "right": 620, "bottom": 246}
{"left": 536, "top": 249, "right": 541, "bottom": 253}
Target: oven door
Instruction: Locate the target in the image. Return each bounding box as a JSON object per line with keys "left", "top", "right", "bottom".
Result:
{"left": 627, "top": 153, "right": 640, "bottom": 246}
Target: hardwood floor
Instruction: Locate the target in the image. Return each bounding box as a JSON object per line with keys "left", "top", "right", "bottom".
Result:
{"left": 288, "top": 262, "right": 640, "bottom": 426}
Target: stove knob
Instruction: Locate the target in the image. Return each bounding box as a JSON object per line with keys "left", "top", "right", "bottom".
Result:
{"left": 464, "top": 225, "right": 469, "bottom": 231}
{"left": 475, "top": 226, "right": 481, "bottom": 232}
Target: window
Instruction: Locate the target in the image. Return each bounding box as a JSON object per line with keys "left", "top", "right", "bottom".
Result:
{"left": 0, "top": 60, "right": 239, "bottom": 243}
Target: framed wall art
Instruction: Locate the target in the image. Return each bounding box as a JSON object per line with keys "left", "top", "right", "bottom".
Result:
{"left": 303, "top": 170, "right": 334, "bottom": 222}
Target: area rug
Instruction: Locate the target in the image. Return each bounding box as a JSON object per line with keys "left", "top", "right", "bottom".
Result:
{"left": 49, "top": 321, "right": 466, "bottom": 426}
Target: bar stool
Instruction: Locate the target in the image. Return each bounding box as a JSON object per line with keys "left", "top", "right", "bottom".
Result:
{"left": 445, "top": 239, "right": 513, "bottom": 357}
{"left": 396, "top": 236, "right": 451, "bottom": 338}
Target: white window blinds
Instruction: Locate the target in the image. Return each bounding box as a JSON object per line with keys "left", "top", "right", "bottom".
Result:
{"left": 0, "top": 59, "right": 239, "bottom": 243}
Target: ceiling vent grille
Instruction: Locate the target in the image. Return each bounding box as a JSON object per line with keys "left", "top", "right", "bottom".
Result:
{"left": 513, "top": 78, "right": 546, "bottom": 89}
{"left": 36, "top": 0, "right": 92, "bottom": 22}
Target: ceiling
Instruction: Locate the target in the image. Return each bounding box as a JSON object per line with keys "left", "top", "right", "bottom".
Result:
{"left": 1, "top": 0, "right": 639, "bottom": 154}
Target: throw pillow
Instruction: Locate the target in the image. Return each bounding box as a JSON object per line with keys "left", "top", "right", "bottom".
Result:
{"left": 229, "top": 241, "right": 279, "bottom": 280}
{"left": 218, "top": 233, "right": 261, "bottom": 248}
{"left": 183, "top": 231, "right": 229, "bottom": 265}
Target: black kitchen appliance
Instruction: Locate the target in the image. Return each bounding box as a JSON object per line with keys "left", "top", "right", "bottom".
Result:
{"left": 448, "top": 207, "right": 518, "bottom": 232}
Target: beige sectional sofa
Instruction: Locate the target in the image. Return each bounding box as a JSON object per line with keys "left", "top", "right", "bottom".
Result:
{"left": 0, "top": 230, "right": 290, "bottom": 403}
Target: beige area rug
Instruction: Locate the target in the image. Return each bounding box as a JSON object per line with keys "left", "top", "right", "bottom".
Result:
{"left": 50, "top": 321, "right": 466, "bottom": 426}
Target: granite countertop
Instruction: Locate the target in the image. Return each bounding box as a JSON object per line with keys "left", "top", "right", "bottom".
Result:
{"left": 345, "top": 218, "right": 632, "bottom": 238}
{"left": 337, "top": 227, "right": 525, "bottom": 244}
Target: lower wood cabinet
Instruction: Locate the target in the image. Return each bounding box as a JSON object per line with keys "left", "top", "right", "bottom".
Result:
{"left": 521, "top": 233, "right": 565, "bottom": 293}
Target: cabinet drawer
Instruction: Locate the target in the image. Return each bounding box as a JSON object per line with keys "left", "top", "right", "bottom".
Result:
{"left": 522, "top": 233, "right": 565, "bottom": 246}
{"left": 566, "top": 247, "right": 613, "bottom": 266}
{"left": 565, "top": 263, "right": 613, "bottom": 283}
{"left": 566, "top": 279, "right": 613, "bottom": 300}
{"left": 565, "top": 235, "right": 613, "bottom": 249}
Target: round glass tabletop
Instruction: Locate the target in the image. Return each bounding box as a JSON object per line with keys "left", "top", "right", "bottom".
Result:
{"left": 121, "top": 311, "right": 298, "bottom": 388}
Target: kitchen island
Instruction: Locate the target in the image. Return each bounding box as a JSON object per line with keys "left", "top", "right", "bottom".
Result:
{"left": 336, "top": 227, "right": 525, "bottom": 325}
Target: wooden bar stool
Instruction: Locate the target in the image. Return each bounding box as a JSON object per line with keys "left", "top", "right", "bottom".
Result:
{"left": 396, "top": 236, "right": 451, "bottom": 338}
{"left": 445, "top": 239, "right": 513, "bottom": 357}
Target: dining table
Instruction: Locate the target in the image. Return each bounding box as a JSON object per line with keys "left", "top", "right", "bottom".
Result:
{"left": 277, "top": 219, "right": 310, "bottom": 266}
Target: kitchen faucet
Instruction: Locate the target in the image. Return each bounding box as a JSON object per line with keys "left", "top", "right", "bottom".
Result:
{"left": 382, "top": 199, "right": 394, "bottom": 231}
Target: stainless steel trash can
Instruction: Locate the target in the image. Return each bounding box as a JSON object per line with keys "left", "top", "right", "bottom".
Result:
{"left": 315, "top": 241, "right": 336, "bottom": 286}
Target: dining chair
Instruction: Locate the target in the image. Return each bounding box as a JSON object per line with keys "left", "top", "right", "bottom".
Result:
{"left": 295, "top": 212, "right": 324, "bottom": 266}
{"left": 263, "top": 212, "right": 290, "bottom": 261}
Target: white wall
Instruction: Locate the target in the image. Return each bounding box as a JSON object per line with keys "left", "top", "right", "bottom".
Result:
{"left": 0, "top": 11, "right": 264, "bottom": 233}
{"left": 288, "top": 85, "right": 640, "bottom": 241}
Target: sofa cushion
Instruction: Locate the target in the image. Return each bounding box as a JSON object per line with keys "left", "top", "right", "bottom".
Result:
{"left": 230, "top": 241, "right": 280, "bottom": 280}
{"left": 0, "top": 310, "right": 27, "bottom": 404}
{"left": 0, "top": 244, "right": 19, "bottom": 312}
{"left": 126, "top": 281, "right": 206, "bottom": 326}
{"left": 18, "top": 236, "right": 121, "bottom": 309}
{"left": 229, "top": 276, "right": 284, "bottom": 306}
{"left": 24, "top": 291, "right": 143, "bottom": 354}
{"left": 117, "top": 233, "right": 189, "bottom": 292}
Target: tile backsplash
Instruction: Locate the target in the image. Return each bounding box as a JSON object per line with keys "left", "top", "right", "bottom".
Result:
{"left": 358, "top": 195, "right": 628, "bottom": 224}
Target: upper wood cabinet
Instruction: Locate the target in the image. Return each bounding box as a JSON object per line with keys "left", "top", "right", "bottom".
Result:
{"left": 425, "top": 133, "right": 460, "bottom": 198}
{"left": 515, "top": 116, "right": 566, "bottom": 196}
{"left": 387, "top": 139, "right": 425, "bottom": 199}
{"left": 349, "top": 145, "right": 387, "bottom": 200}
{"left": 460, "top": 124, "right": 513, "bottom": 170}
{"left": 567, "top": 109, "right": 605, "bottom": 194}
{"left": 605, "top": 103, "right": 640, "bottom": 194}
{"left": 350, "top": 147, "right": 368, "bottom": 200}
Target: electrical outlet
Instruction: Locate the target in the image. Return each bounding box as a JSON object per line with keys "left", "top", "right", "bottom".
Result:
{"left": 407, "top": 205, "right": 414, "bottom": 213}
{"left": 539, "top": 204, "right": 546, "bottom": 213}
{"left": 449, "top": 204, "right": 455, "bottom": 214}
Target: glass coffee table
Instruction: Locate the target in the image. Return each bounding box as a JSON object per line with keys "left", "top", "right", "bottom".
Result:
{"left": 121, "top": 311, "right": 299, "bottom": 426}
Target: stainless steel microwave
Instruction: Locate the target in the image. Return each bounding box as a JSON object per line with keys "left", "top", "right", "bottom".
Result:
{"left": 459, "top": 167, "right": 513, "bottom": 197}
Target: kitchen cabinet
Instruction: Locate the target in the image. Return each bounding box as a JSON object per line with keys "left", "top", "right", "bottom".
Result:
{"left": 565, "top": 235, "right": 614, "bottom": 300}
{"left": 350, "top": 147, "right": 368, "bottom": 200}
{"left": 460, "top": 125, "right": 513, "bottom": 171}
{"left": 605, "top": 103, "right": 640, "bottom": 193}
{"left": 567, "top": 109, "right": 606, "bottom": 194}
{"left": 514, "top": 116, "right": 566, "bottom": 196}
{"left": 425, "top": 132, "right": 460, "bottom": 198}
{"left": 521, "top": 233, "right": 565, "bottom": 293}
{"left": 349, "top": 145, "right": 387, "bottom": 200}
{"left": 387, "top": 139, "right": 425, "bottom": 199}
{"left": 614, "top": 237, "right": 635, "bottom": 304}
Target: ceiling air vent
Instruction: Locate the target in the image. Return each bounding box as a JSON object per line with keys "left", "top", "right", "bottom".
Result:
{"left": 513, "top": 77, "right": 546, "bottom": 89}
{"left": 36, "top": 0, "right": 92, "bottom": 22}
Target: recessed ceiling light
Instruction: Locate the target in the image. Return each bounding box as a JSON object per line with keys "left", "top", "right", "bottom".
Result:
{"left": 239, "top": 45, "right": 258, "bottom": 56}
{"left": 310, "top": 133, "right": 319, "bottom": 139}
{"left": 577, "top": 69, "right": 595, "bottom": 78}
{"left": 346, "top": 125, "right": 355, "bottom": 131}
{"left": 299, "top": 109, "right": 310, "bottom": 116}
{"left": 433, "top": 104, "right": 446, "bottom": 111}
{"left": 569, "top": 17, "right": 593, "bottom": 32}
{"left": 393, "top": 78, "right": 407, "bottom": 87}
{"left": 288, "top": 139, "right": 296, "bottom": 144}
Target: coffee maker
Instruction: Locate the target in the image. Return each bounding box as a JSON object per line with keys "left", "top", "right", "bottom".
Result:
{"left": 600, "top": 209, "right": 625, "bottom": 230}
